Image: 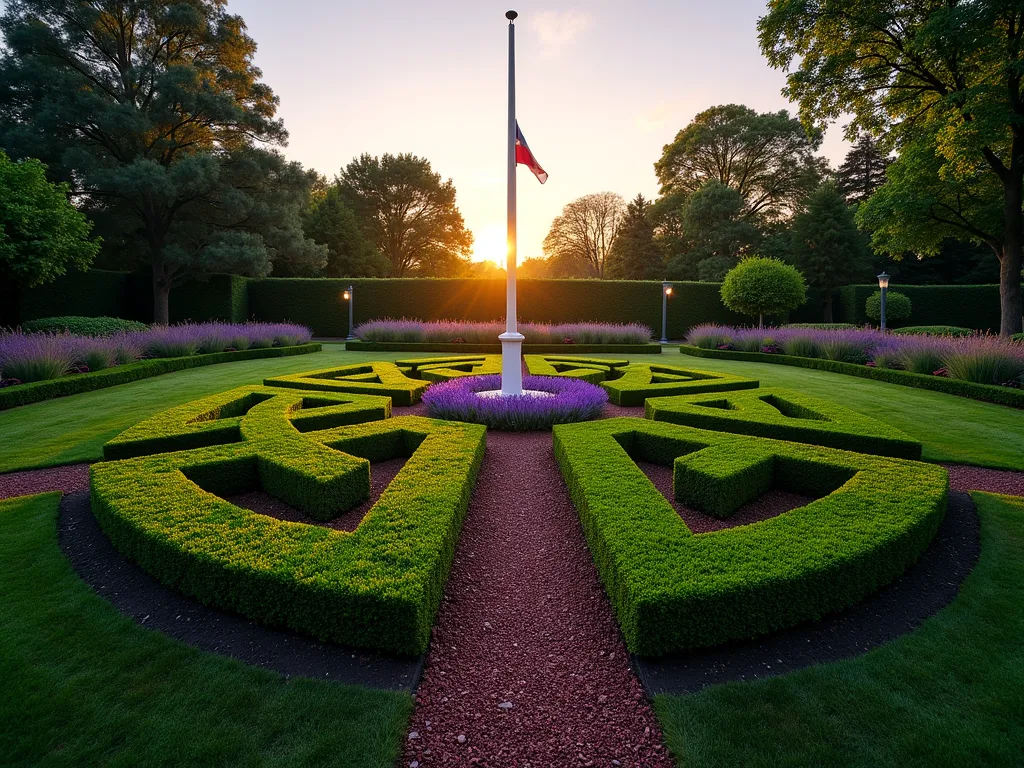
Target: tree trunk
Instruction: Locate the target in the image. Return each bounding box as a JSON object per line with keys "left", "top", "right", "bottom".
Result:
{"left": 823, "top": 293, "right": 834, "bottom": 323}
{"left": 152, "top": 261, "right": 171, "bottom": 326}
{"left": 758, "top": 313, "right": 764, "bottom": 328}
{"left": 1000, "top": 175, "right": 1024, "bottom": 335}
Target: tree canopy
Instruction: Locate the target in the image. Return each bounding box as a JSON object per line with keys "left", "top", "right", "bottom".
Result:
{"left": 606, "top": 195, "right": 663, "bottom": 280}
{"left": 0, "top": 0, "right": 324, "bottom": 323}
{"left": 301, "top": 186, "right": 389, "bottom": 278}
{"left": 662, "top": 182, "right": 761, "bottom": 281}
{"left": 543, "top": 192, "right": 626, "bottom": 279}
{"left": 0, "top": 150, "right": 100, "bottom": 288}
{"left": 655, "top": 104, "right": 825, "bottom": 224}
{"left": 836, "top": 134, "right": 892, "bottom": 206}
{"left": 789, "top": 182, "right": 872, "bottom": 321}
{"left": 337, "top": 153, "right": 473, "bottom": 277}
{"left": 720, "top": 256, "right": 808, "bottom": 326}
{"left": 759, "top": 0, "right": 1024, "bottom": 334}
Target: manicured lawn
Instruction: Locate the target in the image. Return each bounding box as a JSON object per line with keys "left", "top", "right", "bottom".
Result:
{"left": 0, "top": 345, "right": 407, "bottom": 472}
{"left": 0, "top": 492, "right": 411, "bottom": 767}
{"left": 654, "top": 491, "right": 1024, "bottom": 768}
{"left": 2, "top": 348, "right": 1022, "bottom": 473}
{"left": 667, "top": 352, "right": 1024, "bottom": 470}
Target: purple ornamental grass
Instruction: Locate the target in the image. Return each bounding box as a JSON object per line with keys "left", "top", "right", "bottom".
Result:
{"left": 0, "top": 321, "right": 312, "bottom": 385}
{"left": 354, "top": 318, "right": 653, "bottom": 345}
{"left": 686, "top": 323, "right": 1024, "bottom": 388}
{"left": 422, "top": 374, "right": 609, "bottom": 431}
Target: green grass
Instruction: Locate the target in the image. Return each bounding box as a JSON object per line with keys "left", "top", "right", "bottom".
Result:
{"left": 664, "top": 354, "right": 1024, "bottom": 469}
{"left": 654, "top": 491, "right": 1024, "bottom": 767}
{"left": 0, "top": 492, "right": 411, "bottom": 767}
{"left": 1, "top": 347, "right": 1023, "bottom": 472}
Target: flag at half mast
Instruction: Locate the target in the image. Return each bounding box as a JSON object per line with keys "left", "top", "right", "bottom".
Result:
{"left": 515, "top": 123, "right": 548, "bottom": 183}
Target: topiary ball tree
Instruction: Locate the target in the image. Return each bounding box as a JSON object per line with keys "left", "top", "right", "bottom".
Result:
{"left": 866, "top": 290, "right": 912, "bottom": 327}
{"left": 720, "top": 257, "right": 808, "bottom": 327}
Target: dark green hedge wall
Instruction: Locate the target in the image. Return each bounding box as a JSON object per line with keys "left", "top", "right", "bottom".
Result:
{"left": 247, "top": 278, "right": 751, "bottom": 337}
{"left": 17, "top": 270, "right": 249, "bottom": 325}
{"left": 14, "top": 270, "right": 1015, "bottom": 337}
{"left": 836, "top": 284, "right": 1020, "bottom": 331}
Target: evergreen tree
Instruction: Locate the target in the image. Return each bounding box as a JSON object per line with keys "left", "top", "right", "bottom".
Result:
{"left": 789, "top": 182, "right": 872, "bottom": 321}
{"left": 606, "top": 195, "right": 663, "bottom": 279}
{"left": 301, "top": 187, "right": 389, "bottom": 277}
{"left": 836, "top": 135, "right": 892, "bottom": 205}
{"left": 0, "top": 0, "right": 324, "bottom": 323}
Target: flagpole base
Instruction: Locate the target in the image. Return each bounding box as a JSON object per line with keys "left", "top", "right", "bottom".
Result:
{"left": 498, "top": 331, "right": 525, "bottom": 395}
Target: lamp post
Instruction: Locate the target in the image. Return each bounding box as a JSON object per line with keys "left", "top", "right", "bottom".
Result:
{"left": 660, "top": 282, "right": 673, "bottom": 344}
{"left": 343, "top": 285, "right": 355, "bottom": 341}
{"left": 877, "top": 272, "right": 890, "bottom": 331}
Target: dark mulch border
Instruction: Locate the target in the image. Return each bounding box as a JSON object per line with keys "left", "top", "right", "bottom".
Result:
{"left": 57, "top": 492, "right": 424, "bottom": 692}
{"left": 632, "top": 490, "right": 980, "bottom": 695}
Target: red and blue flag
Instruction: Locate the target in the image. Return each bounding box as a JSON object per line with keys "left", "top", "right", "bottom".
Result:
{"left": 515, "top": 123, "right": 548, "bottom": 184}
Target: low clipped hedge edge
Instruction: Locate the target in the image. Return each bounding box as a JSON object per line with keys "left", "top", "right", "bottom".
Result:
{"left": 345, "top": 341, "right": 662, "bottom": 354}
{"left": 553, "top": 418, "right": 948, "bottom": 655}
{"left": 91, "top": 414, "right": 486, "bottom": 655}
{"left": 678, "top": 344, "right": 1024, "bottom": 409}
{"left": 0, "top": 344, "right": 322, "bottom": 411}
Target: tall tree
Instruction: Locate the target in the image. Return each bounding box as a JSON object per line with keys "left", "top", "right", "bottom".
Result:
{"left": 663, "top": 182, "right": 761, "bottom": 281}
{"left": 0, "top": 150, "right": 100, "bottom": 288}
{"left": 301, "top": 186, "right": 389, "bottom": 277}
{"left": 0, "top": 0, "right": 321, "bottom": 323}
{"left": 760, "top": 0, "right": 1024, "bottom": 334}
{"left": 337, "top": 153, "right": 473, "bottom": 277}
{"left": 543, "top": 192, "right": 626, "bottom": 279}
{"left": 836, "top": 134, "right": 892, "bottom": 205}
{"left": 606, "top": 195, "right": 663, "bottom": 280}
{"left": 790, "top": 182, "right": 872, "bottom": 321}
{"left": 655, "top": 104, "right": 825, "bottom": 224}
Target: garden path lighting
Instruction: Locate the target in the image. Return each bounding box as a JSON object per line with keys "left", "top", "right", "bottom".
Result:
{"left": 661, "top": 282, "right": 673, "bottom": 344}
{"left": 343, "top": 285, "right": 355, "bottom": 341}
{"left": 877, "top": 272, "right": 890, "bottom": 331}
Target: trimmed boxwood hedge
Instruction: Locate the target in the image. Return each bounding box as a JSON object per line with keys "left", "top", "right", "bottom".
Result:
{"left": 553, "top": 418, "right": 948, "bottom": 656}
{"left": 0, "top": 344, "right": 322, "bottom": 411}
{"left": 397, "top": 355, "right": 503, "bottom": 382}
{"left": 103, "top": 386, "right": 392, "bottom": 461}
{"left": 524, "top": 355, "right": 631, "bottom": 385}
{"left": 92, "top": 389, "right": 486, "bottom": 655}
{"left": 600, "top": 363, "right": 759, "bottom": 406}
{"left": 893, "top": 325, "right": 974, "bottom": 337}
{"left": 678, "top": 344, "right": 1024, "bottom": 409}
{"left": 644, "top": 387, "right": 922, "bottom": 459}
{"left": 264, "top": 362, "right": 429, "bottom": 405}
{"left": 20, "top": 316, "right": 150, "bottom": 335}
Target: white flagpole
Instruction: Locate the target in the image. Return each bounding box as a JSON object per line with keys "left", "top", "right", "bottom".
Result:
{"left": 500, "top": 9, "right": 524, "bottom": 395}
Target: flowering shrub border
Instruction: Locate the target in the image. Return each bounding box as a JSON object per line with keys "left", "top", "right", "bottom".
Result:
{"left": 679, "top": 345, "right": 1024, "bottom": 409}
{"left": 92, "top": 386, "right": 486, "bottom": 655}
{"left": 645, "top": 387, "right": 922, "bottom": 459}
{"left": 354, "top": 319, "right": 653, "bottom": 345}
{"left": 422, "top": 374, "right": 608, "bottom": 431}
{"left": 0, "top": 343, "right": 321, "bottom": 411}
{"left": 553, "top": 418, "right": 948, "bottom": 655}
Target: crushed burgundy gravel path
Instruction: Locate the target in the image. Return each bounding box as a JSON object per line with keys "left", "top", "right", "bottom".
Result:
{"left": 0, "top": 463, "right": 89, "bottom": 500}
{"left": 401, "top": 430, "right": 673, "bottom": 768}
{"left": 943, "top": 463, "right": 1024, "bottom": 496}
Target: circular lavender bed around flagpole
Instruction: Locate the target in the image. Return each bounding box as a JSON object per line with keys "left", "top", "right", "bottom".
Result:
{"left": 421, "top": 374, "right": 608, "bottom": 431}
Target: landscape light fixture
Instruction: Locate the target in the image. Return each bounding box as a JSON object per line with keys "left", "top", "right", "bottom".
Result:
{"left": 343, "top": 285, "right": 355, "bottom": 341}
{"left": 661, "top": 282, "right": 673, "bottom": 344}
{"left": 877, "top": 272, "right": 890, "bottom": 331}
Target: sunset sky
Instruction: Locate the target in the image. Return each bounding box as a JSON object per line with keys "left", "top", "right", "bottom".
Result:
{"left": 233, "top": 0, "right": 852, "bottom": 265}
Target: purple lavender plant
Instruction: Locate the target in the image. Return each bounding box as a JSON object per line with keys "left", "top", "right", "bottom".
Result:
{"left": 422, "top": 374, "right": 608, "bottom": 430}
{"left": 354, "top": 319, "right": 652, "bottom": 345}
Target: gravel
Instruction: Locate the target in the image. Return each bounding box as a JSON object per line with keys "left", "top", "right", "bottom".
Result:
{"left": 0, "top": 463, "right": 89, "bottom": 500}
{"left": 401, "top": 430, "right": 672, "bottom": 767}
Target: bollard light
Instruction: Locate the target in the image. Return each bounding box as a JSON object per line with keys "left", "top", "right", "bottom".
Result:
{"left": 877, "top": 272, "right": 890, "bottom": 331}
{"left": 343, "top": 285, "right": 356, "bottom": 341}
{"left": 661, "top": 282, "right": 673, "bottom": 344}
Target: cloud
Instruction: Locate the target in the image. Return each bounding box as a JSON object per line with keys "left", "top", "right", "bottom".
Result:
{"left": 529, "top": 9, "right": 593, "bottom": 57}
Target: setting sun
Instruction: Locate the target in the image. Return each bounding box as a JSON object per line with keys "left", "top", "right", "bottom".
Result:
{"left": 471, "top": 224, "right": 509, "bottom": 265}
